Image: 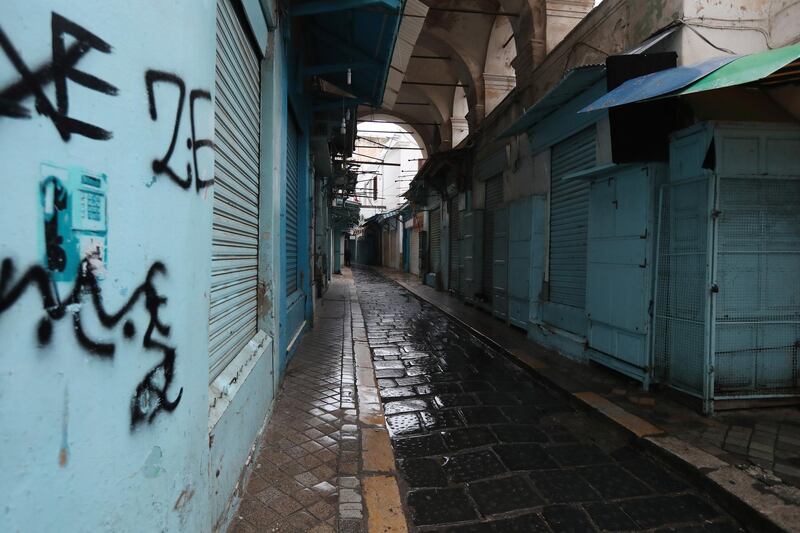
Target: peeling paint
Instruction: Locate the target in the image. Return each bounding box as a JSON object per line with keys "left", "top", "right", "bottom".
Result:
{"left": 141, "top": 446, "right": 166, "bottom": 478}
{"left": 173, "top": 487, "right": 194, "bottom": 511}
{"left": 58, "top": 386, "right": 69, "bottom": 468}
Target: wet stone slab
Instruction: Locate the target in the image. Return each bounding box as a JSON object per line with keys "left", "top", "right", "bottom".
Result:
{"left": 352, "top": 267, "right": 744, "bottom": 531}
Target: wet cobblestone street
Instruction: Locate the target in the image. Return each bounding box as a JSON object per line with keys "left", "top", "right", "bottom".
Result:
{"left": 353, "top": 267, "right": 743, "bottom": 532}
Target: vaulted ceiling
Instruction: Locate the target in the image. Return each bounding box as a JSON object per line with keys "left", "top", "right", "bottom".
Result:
{"left": 357, "top": 0, "right": 594, "bottom": 155}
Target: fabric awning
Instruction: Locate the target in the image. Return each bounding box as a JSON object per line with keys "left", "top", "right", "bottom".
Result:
{"left": 580, "top": 55, "right": 738, "bottom": 112}
{"left": 677, "top": 43, "right": 800, "bottom": 95}
{"left": 580, "top": 43, "right": 800, "bottom": 113}
{"left": 498, "top": 65, "right": 606, "bottom": 138}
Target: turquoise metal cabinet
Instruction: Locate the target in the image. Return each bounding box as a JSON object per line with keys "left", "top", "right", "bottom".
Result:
{"left": 654, "top": 122, "right": 800, "bottom": 412}
{"left": 492, "top": 206, "right": 509, "bottom": 320}
{"left": 585, "top": 164, "right": 666, "bottom": 386}
{"left": 508, "top": 196, "right": 533, "bottom": 329}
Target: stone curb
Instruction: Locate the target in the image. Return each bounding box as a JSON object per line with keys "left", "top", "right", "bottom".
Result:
{"left": 349, "top": 282, "right": 410, "bottom": 533}
{"left": 374, "top": 269, "right": 800, "bottom": 533}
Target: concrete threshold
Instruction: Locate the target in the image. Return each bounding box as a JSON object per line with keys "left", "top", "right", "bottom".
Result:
{"left": 370, "top": 266, "right": 800, "bottom": 533}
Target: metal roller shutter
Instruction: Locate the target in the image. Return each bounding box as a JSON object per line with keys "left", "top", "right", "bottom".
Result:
{"left": 209, "top": 0, "right": 261, "bottom": 380}
{"left": 429, "top": 207, "right": 441, "bottom": 272}
{"left": 483, "top": 175, "right": 504, "bottom": 301}
{"left": 286, "top": 115, "right": 299, "bottom": 295}
{"left": 448, "top": 197, "right": 460, "bottom": 291}
{"left": 548, "top": 127, "right": 595, "bottom": 309}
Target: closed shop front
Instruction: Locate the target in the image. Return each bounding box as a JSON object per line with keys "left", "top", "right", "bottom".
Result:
{"left": 209, "top": 0, "right": 262, "bottom": 379}
{"left": 483, "top": 175, "right": 504, "bottom": 302}
{"left": 654, "top": 122, "right": 800, "bottom": 411}
{"left": 544, "top": 126, "right": 596, "bottom": 335}
{"left": 586, "top": 164, "right": 664, "bottom": 385}
{"left": 410, "top": 226, "right": 420, "bottom": 276}
{"left": 448, "top": 196, "right": 460, "bottom": 292}
{"left": 429, "top": 207, "right": 441, "bottom": 273}
{"left": 508, "top": 196, "right": 532, "bottom": 329}
{"left": 285, "top": 114, "right": 300, "bottom": 296}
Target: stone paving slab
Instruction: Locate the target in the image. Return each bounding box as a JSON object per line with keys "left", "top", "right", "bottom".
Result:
{"left": 228, "top": 277, "right": 361, "bottom": 533}
{"left": 353, "top": 266, "right": 745, "bottom": 532}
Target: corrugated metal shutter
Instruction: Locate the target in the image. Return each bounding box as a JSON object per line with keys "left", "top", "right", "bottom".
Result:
{"left": 429, "top": 207, "right": 441, "bottom": 272}
{"left": 285, "top": 114, "right": 299, "bottom": 295}
{"left": 549, "top": 127, "right": 595, "bottom": 309}
{"left": 483, "top": 175, "right": 504, "bottom": 301}
{"left": 209, "top": 0, "right": 261, "bottom": 380}
{"left": 449, "top": 197, "right": 460, "bottom": 291}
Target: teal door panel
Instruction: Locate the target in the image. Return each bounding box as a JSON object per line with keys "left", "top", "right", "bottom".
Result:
{"left": 493, "top": 206, "right": 509, "bottom": 320}
{"left": 528, "top": 195, "right": 547, "bottom": 324}
{"left": 587, "top": 165, "right": 663, "bottom": 383}
{"left": 461, "top": 210, "right": 484, "bottom": 303}
{"left": 508, "top": 197, "right": 532, "bottom": 328}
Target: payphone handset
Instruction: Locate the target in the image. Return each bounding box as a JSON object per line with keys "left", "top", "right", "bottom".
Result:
{"left": 40, "top": 163, "right": 108, "bottom": 284}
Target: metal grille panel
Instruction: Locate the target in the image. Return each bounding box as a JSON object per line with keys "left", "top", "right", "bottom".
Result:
{"left": 209, "top": 0, "right": 261, "bottom": 380}
{"left": 429, "top": 207, "right": 441, "bottom": 272}
{"left": 286, "top": 115, "right": 299, "bottom": 295}
{"left": 449, "top": 197, "right": 460, "bottom": 291}
{"left": 714, "top": 177, "right": 800, "bottom": 395}
{"left": 653, "top": 178, "right": 711, "bottom": 397}
{"left": 549, "top": 127, "right": 595, "bottom": 309}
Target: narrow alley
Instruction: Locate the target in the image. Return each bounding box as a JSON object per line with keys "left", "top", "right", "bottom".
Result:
{"left": 231, "top": 269, "right": 744, "bottom": 532}
{"left": 3, "top": 1, "right": 800, "bottom": 532}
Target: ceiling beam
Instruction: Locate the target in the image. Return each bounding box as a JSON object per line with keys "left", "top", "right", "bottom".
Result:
{"left": 291, "top": 0, "right": 401, "bottom": 17}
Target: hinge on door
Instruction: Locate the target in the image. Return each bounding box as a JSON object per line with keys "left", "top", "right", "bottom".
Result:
{"left": 710, "top": 283, "right": 719, "bottom": 294}
{"left": 648, "top": 300, "right": 654, "bottom": 317}
{"left": 711, "top": 209, "right": 722, "bottom": 219}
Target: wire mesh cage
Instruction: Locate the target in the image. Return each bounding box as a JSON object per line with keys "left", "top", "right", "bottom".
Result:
{"left": 654, "top": 175, "right": 800, "bottom": 411}
{"left": 713, "top": 176, "right": 800, "bottom": 397}
{"left": 653, "top": 177, "right": 713, "bottom": 402}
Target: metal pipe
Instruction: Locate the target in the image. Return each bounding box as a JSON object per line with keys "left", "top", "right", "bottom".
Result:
{"left": 357, "top": 119, "right": 441, "bottom": 126}
{"left": 410, "top": 54, "right": 451, "bottom": 60}
{"left": 403, "top": 81, "right": 469, "bottom": 88}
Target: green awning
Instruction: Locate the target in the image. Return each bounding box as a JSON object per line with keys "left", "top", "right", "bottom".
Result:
{"left": 678, "top": 43, "right": 800, "bottom": 95}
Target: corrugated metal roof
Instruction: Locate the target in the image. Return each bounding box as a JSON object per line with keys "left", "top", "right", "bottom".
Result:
{"left": 498, "top": 65, "right": 606, "bottom": 138}
{"left": 299, "top": 0, "right": 405, "bottom": 107}
{"left": 579, "top": 55, "right": 738, "bottom": 112}
{"left": 678, "top": 43, "right": 800, "bottom": 94}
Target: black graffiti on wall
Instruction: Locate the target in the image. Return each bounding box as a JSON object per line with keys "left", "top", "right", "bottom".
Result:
{"left": 0, "top": 13, "right": 118, "bottom": 141}
{"left": 145, "top": 70, "right": 214, "bottom": 191}
{"left": 0, "top": 258, "right": 183, "bottom": 429}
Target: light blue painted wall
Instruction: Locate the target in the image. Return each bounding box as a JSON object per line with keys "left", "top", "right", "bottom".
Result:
{"left": 0, "top": 2, "right": 303, "bottom": 532}
{"left": 0, "top": 2, "right": 216, "bottom": 531}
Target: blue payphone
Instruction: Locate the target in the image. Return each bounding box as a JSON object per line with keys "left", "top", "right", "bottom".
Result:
{"left": 40, "top": 163, "right": 108, "bottom": 283}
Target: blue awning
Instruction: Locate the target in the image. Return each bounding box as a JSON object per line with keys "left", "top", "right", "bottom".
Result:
{"left": 294, "top": 0, "right": 404, "bottom": 107}
{"left": 579, "top": 55, "right": 739, "bottom": 113}
{"left": 499, "top": 65, "right": 606, "bottom": 138}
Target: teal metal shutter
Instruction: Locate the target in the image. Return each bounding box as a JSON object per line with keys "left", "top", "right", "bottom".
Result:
{"left": 286, "top": 115, "right": 299, "bottom": 295}
{"left": 448, "top": 197, "right": 460, "bottom": 291}
{"left": 209, "top": 0, "right": 261, "bottom": 380}
{"left": 430, "top": 207, "right": 441, "bottom": 272}
{"left": 549, "top": 127, "right": 595, "bottom": 309}
{"left": 483, "top": 175, "right": 504, "bottom": 301}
